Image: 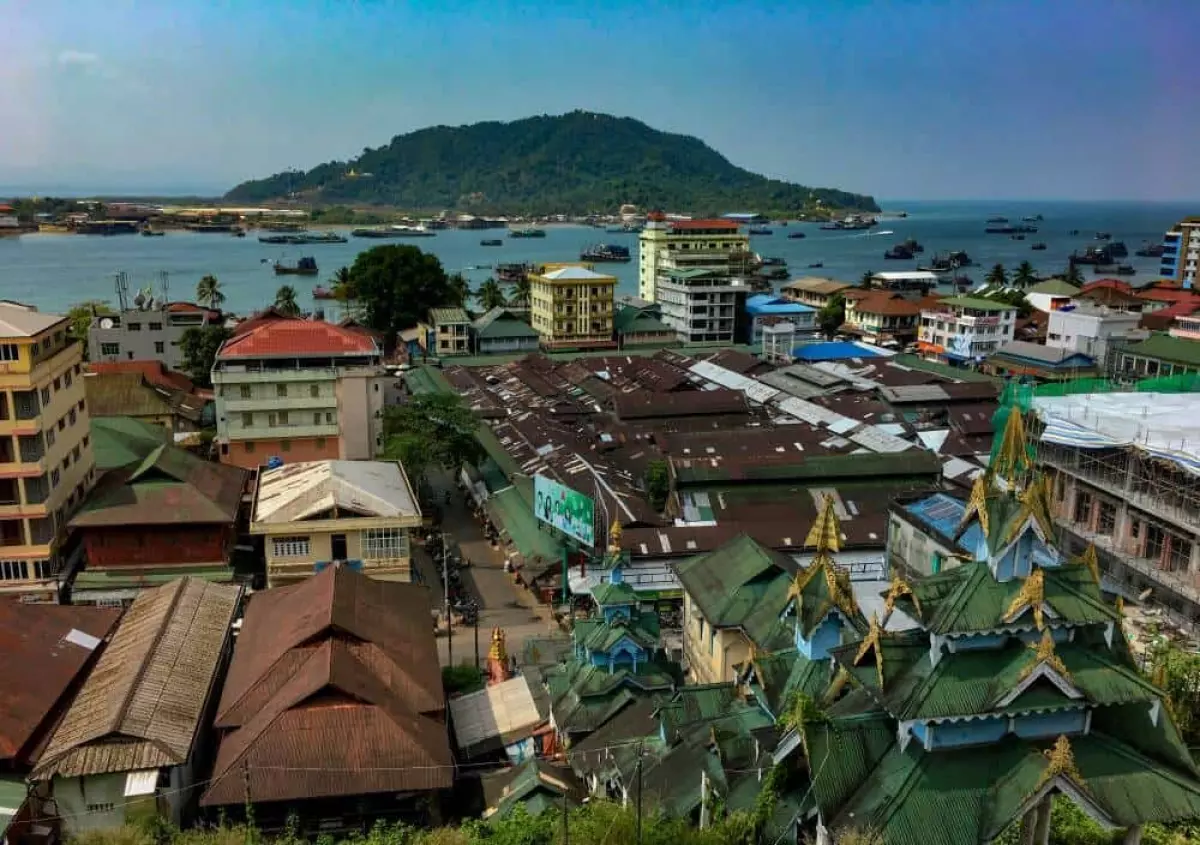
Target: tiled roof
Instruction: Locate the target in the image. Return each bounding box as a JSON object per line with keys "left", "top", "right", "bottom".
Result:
{"left": 429, "top": 307, "right": 470, "bottom": 325}
{"left": 219, "top": 319, "right": 378, "bottom": 358}
{"left": 1079, "top": 279, "right": 1134, "bottom": 296}
{"left": 780, "top": 277, "right": 852, "bottom": 296}
{"left": 0, "top": 301, "right": 66, "bottom": 338}
{"left": 851, "top": 292, "right": 921, "bottom": 316}
{"left": 83, "top": 372, "right": 204, "bottom": 422}
{"left": 0, "top": 603, "right": 122, "bottom": 765}
{"left": 33, "top": 579, "right": 242, "bottom": 779}
{"left": 88, "top": 360, "right": 200, "bottom": 395}
{"left": 204, "top": 566, "right": 451, "bottom": 805}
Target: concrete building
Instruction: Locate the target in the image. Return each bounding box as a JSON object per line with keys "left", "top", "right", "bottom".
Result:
{"left": 613, "top": 299, "right": 676, "bottom": 348}
{"left": 869, "top": 270, "right": 939, "bottom": 298}
{"left": 251, "top": 460, "right": 423, "bottom": 587}
{"left": 425, "top": 307, "right": 472, "bottom": 357}
{"left": 637, "top": 214, "right": 750, "bottom": 302}
{"left": 778, "top": 277, "right": 852, "bottom": 310}
{"left": 212, "top": 316, "right": 387, "bottom": 468}
{"left": 1046, "top": 303, "right": 1144, "bottom": 369}
{"left": 1160, "top": 216, "right": 1200, "bottom": 288}
{"left": 1024, "top": 278, "right": 1081, "bottom": 314}
{"left": 917, "top": 296, "right": 1016, "bottom": 365}
{"left": 1170, "top": 314, "right": 1200, "bottom": 342}
{"left": 89, "top": 301, "right": 221, "bottom": 370}
{"left": 655, "top": 268, "right": 750, "bottom": 344}
{"left": 743, "top": 293, "right": 819, "bottom": 346}
{"left": 0, "top": 302, "right": 96, "bottom": 600}
{"left": 1111, "top": 333, "right": 1200, "bottom": 381}
{"left": 529, "top": 265, "right": 617, "bottom": 350}
{"left": 843, "top": 291, "right": 921, "bottom": 346}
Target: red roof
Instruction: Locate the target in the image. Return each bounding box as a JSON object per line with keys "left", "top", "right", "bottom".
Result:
{"left": 1079, "top": 279, "right": 1134, "bottom": 296}
{"left": 1137, "top": 287, "right": 1200, "bottom": 303}
{"left": 668, "top": 219, "right": 740, "bottom": 231}
{"left": 163, "top": 300, "right": 221, "bottom": 317}
{"left": 219, "top": 319, "right": 378, "bottom": 358}
{"left": 852, "top": 292, "right": 921, "bottom": 316}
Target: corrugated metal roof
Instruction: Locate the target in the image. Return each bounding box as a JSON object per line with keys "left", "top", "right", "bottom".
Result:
{"left": 253, "top": 460, "right": 420, "bottom": 524}
{"left": 0, "top": 302, "right": 65, "bottom": 338}
{"left": 33, "top": 579, "right": 241, "bottom": 779}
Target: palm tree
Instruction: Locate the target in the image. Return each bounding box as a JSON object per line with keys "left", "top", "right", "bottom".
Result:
{"left": 1013, "top": 261, "right": 1038, "bottom": 290}
{"left": 330, "top": 266, "right": 353, "bottom": 299}
{"left": 985, "top": 263, "right": 1008, "bottom": 289}
{"left": 448, "top": 273, "right": 471, "bottom": 308}
{"left": 475, "top": 277, "right": 506, "bottom": 311}
{"left": 274, "top": 285, "right": 301, "bottom": 317}
{"left": 507, "top": 275, "right": 532, "bottom": 305}
{"left": 1063, "top": 261, "right": 1085, "bottom": 287}
{"left": 859, "top": 270, "right": 875, "bottom": 290}
{"left": 196, "top": 275, "right": 225, "bottom": 309}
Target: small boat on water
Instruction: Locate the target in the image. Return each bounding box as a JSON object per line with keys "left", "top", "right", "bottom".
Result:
{"left": 581, "top": 244, "right": 631, "bottom": 262}
{"left": 1011, "top": 234, "right": 1026, "bottom": 241}
{"left": 1070, "top": 230, "right": 1080, "bottom": 236}
{"left": 1031, "top": 242, "right": 1047, "bottom": 251}
{"left": 259, "top": 232, "right": 347, "bottom": 245}
{"left": 233, "top": 230, "right": 246, "bottom": 238}
{"left": 807, "top": 262, "right": 824, "bottom": 269}
{"left": 1107, "top": 241, "right": 1128, "bottom": 258}
{"left": 480, "top": 239, "right": 503, "bottom": 247}
{"left": 509, "top": 228, "right": 546, "bottom": 238}
{"left": 273, "top": 256, "right": 318, "bottom": 276}
{"left": 1071, "top": 247, "right": 1112, "bottom": 265}
{"left": 1021, "top": 215, "right": 1044, "bottom": 222}
{"left": 312, "top": 286, "right": 337, "bottom": 300}
{"left": 1116, "top": 264, "right": 1136, "bottom": 276}
{"left": 748, "top": 227, "right": 773, "bottom": 236}
{"left": 986, "top": 216, "right": 1009, "bottom": 224}
{"left": 389, "top": 225, "right": 435, "bottom": 237}
{"left": 1135, "top": 242, "right": 1165, "bottom": 258}
{"left": 141, "top": 228, "right": 165, "bottom": 237}
{"left": 1095, "top": 232, "right": 1112, "bottom": 241}
{"left": 884, "top": 244, "right": 915, "bottom": 260}
{"left": 787, "top": 231, "right": 807, "bottom": 239}
{"left": 985, "top": 224, "right": 1037, "bottom": 234}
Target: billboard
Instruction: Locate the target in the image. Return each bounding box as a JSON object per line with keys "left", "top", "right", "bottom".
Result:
{"left": 534, "top": 475, "right": 595, "bottom": 548}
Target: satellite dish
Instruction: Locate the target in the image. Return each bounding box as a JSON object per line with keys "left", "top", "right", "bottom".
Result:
{"left": 99, "top": 317, "right": 115, "bottom": 329}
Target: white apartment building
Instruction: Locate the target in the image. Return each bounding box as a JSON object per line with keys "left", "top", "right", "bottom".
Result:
{"left": 1046, "top": 303, "right": 1145, "bottom": 369}
{"left": 638, "top": 214, "right": 750, "bottom": 302}
{"left": 918, "top": 295, "right": 1015, "bottom": 364}
{"left": 655, "top": 268, "right": 750, "bottom": 344}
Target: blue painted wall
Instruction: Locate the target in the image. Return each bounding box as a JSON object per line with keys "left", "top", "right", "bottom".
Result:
{"left": 1012, "top": 709, "right": 1087, "bottom": 739}
{"left": 796, "top": 613, "right": 843, "bottom": 660}
{"left": 928, "top": 718, "right": 1009, "bottom": 749}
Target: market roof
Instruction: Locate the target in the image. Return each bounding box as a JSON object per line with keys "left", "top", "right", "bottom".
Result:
{"left": 540, "top": 266, "right": 617, "bottom": 281}
{"left": 0, "top": 603, "right": 122, "bottom": 766}
{"left": 1114, "top": 332, "right": 1200, "bottom": 368}
{"left": 218, "top": 317, "right": 379, "bottom": 359}
{"left": 611, "top": 388, "right": 748, "bottom": 420}
{"left": 472, "top": 307, "right": 539, "bottom": 339}
{"left": 429, "top": 306, "right": 470, "bottom": 325}
{"left": 71, "top": 442, "right": 246, "bottom": 528}
{"left": 792, "top": 341, "right": 884, "bottom": 362}
{"left": 33, "top": 578, "right": 242, "bottom": 779}
{"left": 204, "top": 566, "right": 450, "bottom": 805}
{"left": 780, "top": 277, "right": 852, "bottom": 296}
{"left": 89, "top": 416, "right": 174, "bottom": 471}
{"left": 253, "top": 460, "right": 420, "bottom": 524}
{"left": 450, "top": 676, "right": 544, "bottom": 756}
{"left": 935, "top": 296, "right": 1016, "bottom": 312}
{"left": 0, "top": 301, "right": 66, "bottom": 338}
{"left": 83, "top": 372, "right": 204, "bottom": 423}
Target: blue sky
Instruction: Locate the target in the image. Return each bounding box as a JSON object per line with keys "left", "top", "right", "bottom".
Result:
{"left": 2, "top": 0, "right": 1197, "bottom": 200}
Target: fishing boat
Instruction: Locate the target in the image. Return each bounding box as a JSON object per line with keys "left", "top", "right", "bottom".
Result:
{"left": 1116, "top": 264, "right": 1136, "bottom": 276}
{"left": 1031, "top": 242, "right": 1047, "bottom": 251}
{"left": 580, "top": 244, "right": 631, "bottom": 262}
{"left": 820, "top": 214, "right": 877, "bottom": 231}
{"left": 884, "top": 244, "right": 915, "bottom": 260}
{"left": 985, "top": 224, "right": 1038, "bottom": 234}
{"left": 1070, "top": 230, "right": 1080, "bottom": 236}
{"left": 807, "top": 262, "right": 824, "bottom": 269}
{"left": 1021, "top": 215, "right": 1044, "bottom": 222}
{"left": 141, "top": 228, "right": 165, "bottom": 237}
{"left": 232, "top": 230, "right": 246, "bottom": 238}
{"left": 480, "top": 239, "right": 503, "bottom": 247}
{"left": 509, "top": 228, "right": 546, "bottom": 238}
{"left": 787, "top": 231, "right": 807, "bottom": 239}
{"left": 1135, "top": 242, "right": 1165, "bottom": 258}
{"left": 1011, "top": 234, "right": 1026, "bottom": 241}
{"left": 75, "top": 220, "right": 139, "bottom": 235}
{"left": 1071, "top": 246, "right": 1112, "bottom": 266}
{"left": 1107, "top": 241, "right": 1128, "bottom": 258}
{"left": 1095, "top": 232, "right": 1112, "bottom": 241}
{"left": 986, "top": 216, "right": 1009, "bottom": 224}
{"left": 389, "top": 224, "right": 435, "bottom": 237}
{"left": 273, "top": 257, "right": 319, "bottom": 276}
{"left": 351, "top": 227, "right": 395, "bottom": 238}
{"left": 748, "top": 226, "right": 773, "bottom": 236}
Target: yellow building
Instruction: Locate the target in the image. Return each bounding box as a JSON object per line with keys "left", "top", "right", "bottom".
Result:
{"left": 0, "top": 302, "right": 96, "bottom": 599}
{"left": 637, "top": 215, "right": 750, "bottom": 302}
{"left": 250, "top": 459, "right": 422, "bottom": 588}
{"left": 529, "top": 264, "right": 617, "bottom": 350}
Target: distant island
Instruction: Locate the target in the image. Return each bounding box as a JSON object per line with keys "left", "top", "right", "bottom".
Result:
{"left": 224, "top": 111, "right": 879, "bottom": 216}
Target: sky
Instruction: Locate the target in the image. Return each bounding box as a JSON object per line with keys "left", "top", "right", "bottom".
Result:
{"left": 2, "top": 0, "right": 1198, "bottom": 201}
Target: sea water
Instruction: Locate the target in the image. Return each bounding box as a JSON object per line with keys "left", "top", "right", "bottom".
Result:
{"left": 0, "top": 200, "right": 1192, "bottom": 315}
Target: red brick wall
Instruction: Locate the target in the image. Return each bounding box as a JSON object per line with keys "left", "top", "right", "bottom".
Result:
{"left": 82, "top": 524, "right": 233, "bottom": 568}
{"left": 218, "top": 436, "right": 341, "bottom": 469}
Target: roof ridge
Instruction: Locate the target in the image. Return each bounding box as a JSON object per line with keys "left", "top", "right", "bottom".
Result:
{"left": 110, "top": 578, "right": 190, "bottom": 741}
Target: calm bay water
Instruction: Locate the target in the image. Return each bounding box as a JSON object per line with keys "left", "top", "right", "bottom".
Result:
{"left": 1, "top": 200, "right": 1193, "bottom": 315}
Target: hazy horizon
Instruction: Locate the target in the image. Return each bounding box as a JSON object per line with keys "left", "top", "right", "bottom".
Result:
{"left": 5, "top": 0, "right": 1199, "bottom": 203}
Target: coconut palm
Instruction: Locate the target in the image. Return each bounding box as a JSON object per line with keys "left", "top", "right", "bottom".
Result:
{"left": 448, "top": 273, "right": 471, "bottom": 308}
{"left": 475, "top": 277, "right": 507, "bottom": 311}
{"left": 274, "top": 285, "right": 301, "bottom": 317}
{"left": 196, "top": 275, "right": 225, "bottom": 309}
{"left": 1012, "top": 261, "right": 1038, "bottom": 290}
{"left": 985, "top": 263, "right": 1008, "bottom": 289}
{"left": 330, "top": 266, "right": 353, "bottom": 299}
{"left": 507, "top": 275, "right": 532, "bottom": 305}
{"left": 859, "top": 270, "right": 875, "bottom": 289}
{"left": 1063, "top": 262, "right": 1085, "bottom": 287}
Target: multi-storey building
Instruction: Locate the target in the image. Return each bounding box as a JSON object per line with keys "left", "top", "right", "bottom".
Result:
{"left": 917, "top": 295, "right": 1015, "bottom": 363}
{"left": 0, "top": 302, "right": 96, "bottom": 599}
{"left": 424, "top": 307, "right": 472, "bottom": 357}
{"left": 212, "top": 316, "right": 387, "bottom": 468}
{"left": 637, "top": 213, "right": 750, "bottom": 302}
{"left": 1111, "top": 333, "right": 1200, "bottom": 380}
{"left": 528, "top": 265, "right": 617, "bottom": 349}
{"left": 1160, "top": 216, "right": 1200, "bottom": 288}
{"left": 654, "top": 268, "right": 750, "bottom": 344}
{"left": 778, "top": 277, "right": 852, "bottom": 310}
{"left": 89, "top": 301, "right": 221, "bottom": 369}
{"left": 1045, "top": 302, "right": 1144, "bottom": 370}
{"left": 843, "top": 291, "right": 921, "bottom": 346}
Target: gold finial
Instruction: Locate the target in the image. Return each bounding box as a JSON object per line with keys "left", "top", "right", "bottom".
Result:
{"left": 994, "top": 409, "right": 1032, "bottom": 487}
{"left": 959, "top": 473, "right": 992, "bottom": 539}
{"left": 1020, "top": 629, "right": 1071, "bottom": 682}
{"left": 608, "top": 519, "right": 622, "bottom": 554}
{"left": 853, "top": 613, "right": 886, "bottom": 690}
{"left": 1074, "top": 544, "right": 1100, "bottom": 584}
{"left": 1036, "top": 735, "right": 1086, "bottom": 792}
{"left": 1004, "top": 568, "right": 1047, "bottom": 630}
{"left": 883, "top": 571, "right": 921, "bottom": 618}
{"left": 805, "top": 495, "right": 842, "bottom": 555}
{"left": 487, "top": 627, "right": 508, "bottom": 663}
{"left": 1012, "top": 475, "right": 1057, "bottom": 544}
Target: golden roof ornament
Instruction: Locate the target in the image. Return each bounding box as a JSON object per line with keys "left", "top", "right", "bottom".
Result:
{"left": 853, "top": 613, "right": 886, "bottom": 690}
{"left": 994, "top": 408, "right": 1032, "bottom": 487}
{"left": 883, "top": 571, "right": 921, "bottom": 618}
{"left": 1004, "top": 568, "right": 1047, "bottom": 630}
{"left": 1010, "top": 475, "right": 1057, "bottom": 545}
{"left": 487, "top": 627, "right": 508, "bottom": 663}
{"left": 787, "top": 496, "right": 858, "bottom": 621}
{"left": 1020, "top": 629, "right": 1071, "bottom": 682}
{"left": 805, "top": 495, "right": 842, "bottom": 556}
{"left": 959, "top": 473, "right": 992, "bottom": 540}
{"left": 1074, "top": 544, "right": 1100, "bottom": 584}
{"left": 608, "top": 519, "right": 623, "bottom": 554}
{"left": 1036, "top": 735, "right": 1087, "bottom": 792}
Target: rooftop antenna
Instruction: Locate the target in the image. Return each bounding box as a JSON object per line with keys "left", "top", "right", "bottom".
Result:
{"left": 158, "top": 271, "right": 170, "bottom": 308}
{"left": 115, "top": 271, "right": 130, "bottom": 312}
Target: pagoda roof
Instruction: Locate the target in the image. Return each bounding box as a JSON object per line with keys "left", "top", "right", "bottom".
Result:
{"left": 830, "top": 628, "right": 1160, "bottom": 722}
{"left": 743, "top": 648, "right": 835, "bottom": 717}
{"left": 892, "top": 561, "right": 1120, "bottom": 635}
{"left": 544, "top": 660, "right": 675, "bottom": 736}
{"left": 787, "top": 494, "right": 869, "bottom": 638}
{"left": 572, "top": 616, "right": 659, "bottom": 653}
{"left": 592, "top": 581, "right": 638, "bottom": 606}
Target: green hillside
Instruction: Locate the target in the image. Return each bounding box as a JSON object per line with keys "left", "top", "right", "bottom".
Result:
{"left": 224, "top": 111, "right": 878, "bottom": 215}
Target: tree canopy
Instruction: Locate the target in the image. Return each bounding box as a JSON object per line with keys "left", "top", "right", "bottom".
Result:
{"left": 274, "top": 285, "right": 301, "bottom": 317}
{"left": 65, "top": 300, "right": 112, "bottom": 359}
{"left": 179, "top": 325, "right": 232, "bottom": 387}
{"left": 344, "top": 245, "right": 456, "bottom": 347}
{"left": 196, "top": 275, "right": 225, "bottom": 309}
{"left": 819, "top": 292, "right": 846, "bottom": 338}
{"left": 475, "top": 278, "right": 506, "bottom": 311}
{"left": 382, "top": 392, "right": 485, "bottom": 483}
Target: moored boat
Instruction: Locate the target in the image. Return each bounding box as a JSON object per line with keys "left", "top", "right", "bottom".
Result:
{"left": 480, "top": 239, "right": 503, "bottom": 247}
{"left": 1031, "top": 242, "right": 1047, "bottom": 251}
{"left": 1135, "top": 242, "right": 1165, "bottom": 258}
{"left": 748, "top": 226, "right": 773, "bottom": 235}
{"left": 273, "top": 256, "right": 319, "bottom": 276}
{"left": 580, "top": 243, "right": 631, "bottom": 262}
{"left": 509, "top": 228, "right": 546, "bottom": 238}
{"left": 787, "top": 231, "right": 807, "bottom": 239}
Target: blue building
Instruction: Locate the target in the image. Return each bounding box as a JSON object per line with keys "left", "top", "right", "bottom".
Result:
{"left": 743, "top": 293, "right": 819, "bottom": 345}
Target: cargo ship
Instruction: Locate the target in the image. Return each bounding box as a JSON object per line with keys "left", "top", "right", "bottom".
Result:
{"left": 509, "top": 228, "right": 546, "bottom": 238}
{"left": 273, "top": 257, "right": 319, "bottom": 276}
{"left": 580, "top": 244, "right": 631, "bottom": 262}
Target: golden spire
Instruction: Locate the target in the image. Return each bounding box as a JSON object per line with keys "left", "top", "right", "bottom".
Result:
{"left": 788, "top": 495, "right": 858, "bottom": 621}
{"left": 883, "top": 571, "right": 921, "bottom": 619}
{"left": 1004, "top": 568, "right": 1046, "bottom": 630}
{"left": 608, "top": 519, "right": 623, "bottom": 554}
{"left": 959, "top": 473, "right": 992, "bottom": 539}
{"left": 852, "top": 613, "right": 886, "bottom": 690}
{"left": 1036, "top": 735, "right": 1087, "bottom": 792}
{"left": 1020, "top": 629, "right": 1071, "bottom": 682}
{"left": 994, "top": 408, "right": 1032, "bottom": 487}
{"left": 487, "top": 627, "right": 508, "bottom": 664}
{"left": 1074, "top": 544, "right": 1100, "bottom": 584}
{"left": 1012, "top": 475, "right": 1057, "bottom": 544}
{"left": 805, "top": 494, "right": 842, "bottom": 556}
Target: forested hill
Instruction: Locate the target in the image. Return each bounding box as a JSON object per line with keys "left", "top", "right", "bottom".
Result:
{"left": 224, "top": 111, "right": 879, "bottom": 214}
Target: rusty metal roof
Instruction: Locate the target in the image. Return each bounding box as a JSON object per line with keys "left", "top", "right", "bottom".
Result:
{"left": 612, "top": 388, "right": 748, "bottom": 420}
{"left": 32, "top": 579, "right": 242, "bottom": 779}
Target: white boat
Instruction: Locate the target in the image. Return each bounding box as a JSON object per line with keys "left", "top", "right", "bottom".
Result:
{"left": 389, "top": 224, "right": 436, "bottom": 237}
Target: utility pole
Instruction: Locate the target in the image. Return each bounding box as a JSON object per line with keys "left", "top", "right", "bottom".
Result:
{"left": 635, "top": 742, "right": 644, "bottom": 844}
{"left": 443, "top": 530, "right": 453, "bottom": 667}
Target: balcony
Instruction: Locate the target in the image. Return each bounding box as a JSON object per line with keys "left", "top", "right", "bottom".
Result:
{"left": 235, "top": 422, "right": 341, "bottom": 440}
{"left": 1169, "top": 318, "right": 1200, "bottom": 341}
{"left": 222, "top": 394, "right": 337, "bottom": 412}
{"left": 921, "top": 310, "right": 1001, "bottom": 327}
{"left": 215, "top": 368, "right": 341, "bottom": 384}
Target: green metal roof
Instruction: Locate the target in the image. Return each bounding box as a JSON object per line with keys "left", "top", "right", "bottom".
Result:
{"left": 402, "top": 365, "right": 456, "bottom": 396}
{"left": 614, "top": 304, "right": 673, "bottom": 337}
{"left": 591, "top": 581, "right": 638, "bottom": 606}
{"left": 1027, "top": 279, "right": 1082, "bottom": 297}
{"left": 936, "top": 295, "right": 1018, "bottom": 312}
{"left": 0, "top": 776, "right": 27, "bottom": 833}
{"left": 572, "top": 616, "right": 658, "bottom": 653}
{"left": 89, "top": 415, "right": 173, "bottom": 471}
{"left": 473, "top": 307, "right": 540, "bottom": 340}
{"left": 889, "top": 354, "right": 1001, "bottom": 383}
{"left": 429, "top": 307, "right": 471, "bottom": 325}
{"left": 72, "top": 563, "right": 235, "bottom": 589}
{"left": 486, "top": 478, "right": 563, "bottom": 564}
{"left": 1117, "top": 333, "right": 1200, "bottom": 368}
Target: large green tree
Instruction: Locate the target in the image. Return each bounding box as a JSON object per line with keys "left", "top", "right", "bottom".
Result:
{"left": 382, "top": 392, "right": 485, "bottom": 482}
{"left": 346, "top": 245, "right": 454, "bottom": 348}
{"left": 273, "top": 285, "right": 301, "bottom": 317}
{"left": 196, "top": 274, "right": 225, "bottom": 309}
{"left": 179, "top": 325, "right": 232, "bottom": 387}
{"left": 65, "top": 300, "right": 112, "bottom": 359}
{"left": 474, "top": 277, "right": 507, "bottom": 311}
{"left": 507, "top": 275, "right": 532, "bottom": 304}
{"left": 448, "top": 273, "right": 471, "bottom": 308}
{"left": 985, "top": 263, "right": 1008, "bottom": 288}
{"left": 818, "top": 292, "right": 846, "bottom": 338}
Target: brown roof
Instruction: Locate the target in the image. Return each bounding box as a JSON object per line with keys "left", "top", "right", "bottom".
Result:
{"left": 851, "top": 292, "right": 921, "bottom": 317}
{"left": 83, "top": 372, "right": 205, "bottom": 423}
{"left": 203, "top": 567, "right": 451, "bottom": 805}
{"left": 612, "top": 388, "right": 748, "bottom": 420}
{"left": 88, "top": 360, "right": 199, "bottom": 395}
{"left": 703, "top": 348, "right": 769, "bottom": 375}
{"left": 33, "top": 579, "right": 242, "bottom": 779}
{"left": 0, "top": 603, "right": 122, "bottom": 766}
{"left": 780, "top": 277, "right": 852, "bottom": 296}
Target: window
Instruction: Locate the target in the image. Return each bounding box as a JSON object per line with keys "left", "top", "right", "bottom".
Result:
{"left": 50, "top": 469, "right": 60, "bottom": 488}
{"left": 41, "top": 387, "right": 50, "bottom": 406}
{"left": 78, "top": 399, "right": 84, "bottom": 411}
{"left": 46, "top": 428, "right": 55, "bottom": 447}
{"left": 272, "top": 536, "right": 310, "bottom": 557}
{"left": 64, "top": 371, "right": 72, "bottom": 388}
{"left": 239, "top": 385, "right": 252, "bottom": 399}
{"left": 1097, "top": 501, "right": 1116, "bottom": 536}
{"left": 69, "top": 409, "right": 77, "bottom": 426}
{"left": 127, "top": 322, "right": 141, "bottom": 331}
{"left": 310, "top": 384, "right": 320, "bottom": 398}
{"left": 53, "top": 377, "right": 61, "bottom": 391}
{"left": 57, "top": 417, "right": 65, "bottom": 432}
{"left": 325, "top": 412, "right": 334, "bottom": 424}
{"left": 100, "top": 343, "right": 120, "bottom": 356}
{"left": 1073, "top": 491, "right": 1093, "bottom": 525}
{"left": 74, "top": 363, "right": 81, "bottom": 375}
{"left": 149, "top": 322, "right": 163, "bottom": 331}
{"left": 313, "top": 412, "right": 322, "bottom": 425}
{"left": 279, "top": 411, "right": 288, "bottom": 425}
{"left": 33, "top": 560, "right": 55, "bottom": 580}
{"left": 0, "top": 343, "right": 18, "bottom": 361}
{"left": 242, "top": 412, "right": 253, "bottom": 427}
{"left": 364, "top": 528, "right": 408, "bottom": 560}
{"left": 277, "top": 384, "right": 288, "bottom": 398}
{"left": 155, "top": 342, "right": 165, "bottom": 354}
{"left": 0, "top": 561, "right": 28, "bottom": 581}
{"left": 62, "top": 456, "right": 70, "bottom": 470}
